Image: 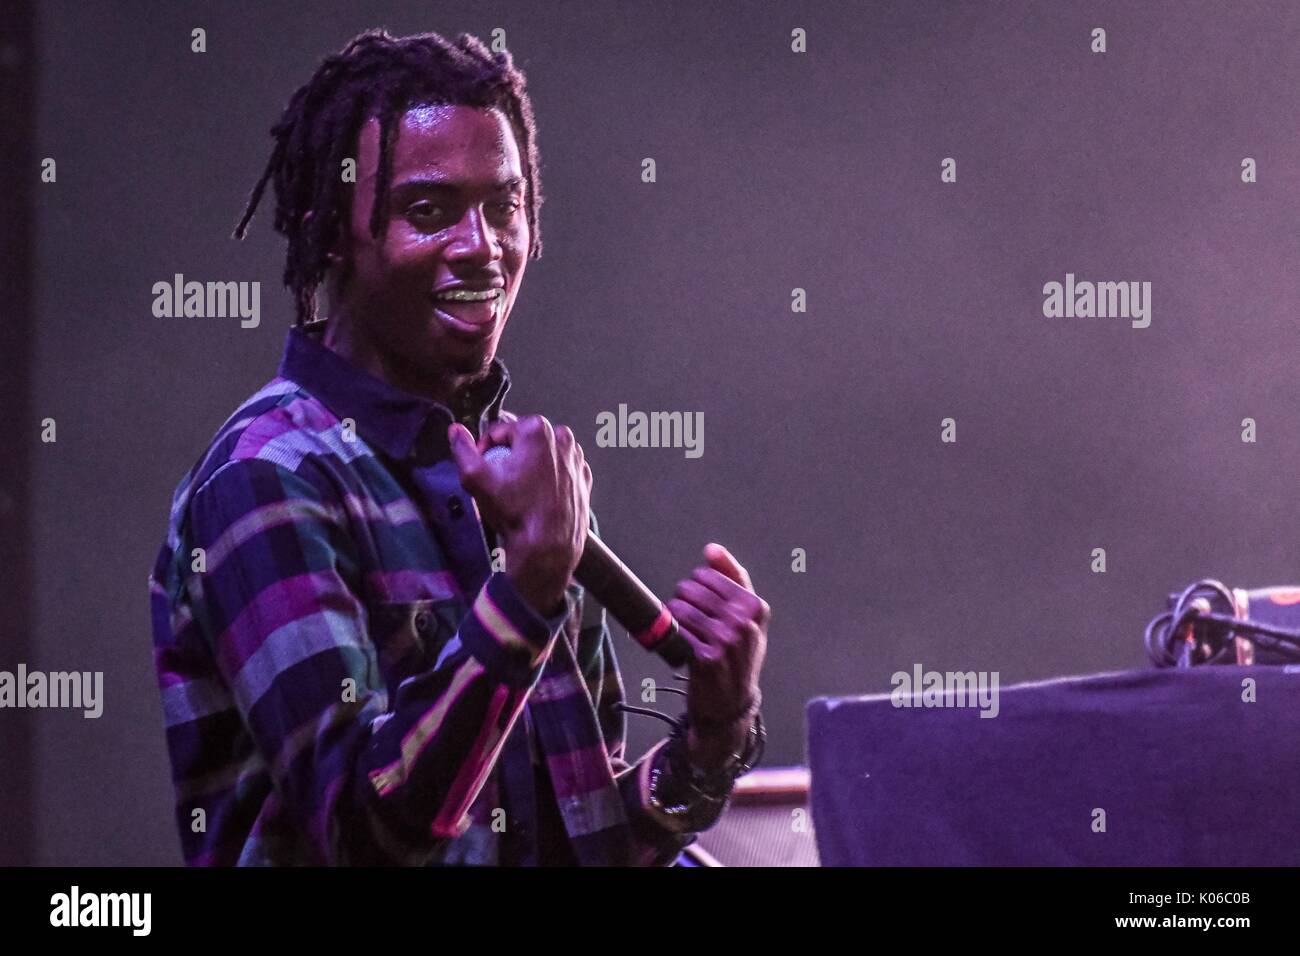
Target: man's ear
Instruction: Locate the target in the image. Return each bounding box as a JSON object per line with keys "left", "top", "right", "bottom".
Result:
{"left": 300, "top": 209, "right": 348, "bottom": 269}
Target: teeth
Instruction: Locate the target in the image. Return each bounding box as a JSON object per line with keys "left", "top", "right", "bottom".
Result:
{"left": 434, "top": 288, "right": 501, "bottom": 302}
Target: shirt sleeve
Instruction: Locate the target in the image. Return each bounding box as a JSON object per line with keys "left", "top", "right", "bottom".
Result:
{"left": 182, "top": 455, "right": 571, "bottom": 865}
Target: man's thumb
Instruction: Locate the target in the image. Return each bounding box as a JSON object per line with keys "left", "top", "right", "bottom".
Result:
{"left": 705, "top": 542, "right": 753, "bottom": 591}
{"left": 447, "top": 423, "right": 483, "bottom": 481}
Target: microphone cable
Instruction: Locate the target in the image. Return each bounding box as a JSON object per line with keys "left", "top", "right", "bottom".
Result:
{"left": 611, "top": 674, "right": 689, "bottom": 730}
{"left": 1145, "top": 577, "right": 1300, "bottom": 666}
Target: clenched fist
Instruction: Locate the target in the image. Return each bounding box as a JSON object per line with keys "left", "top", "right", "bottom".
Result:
{"left": 666, "top": 543, "right": 769, "bottom": 770}
{"left": 448, "top": 414, "right": 592, "bottom": 618}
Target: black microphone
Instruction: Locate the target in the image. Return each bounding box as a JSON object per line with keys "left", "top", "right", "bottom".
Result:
{"left": 483, "top": 445, "right": 693, "bottom": 668}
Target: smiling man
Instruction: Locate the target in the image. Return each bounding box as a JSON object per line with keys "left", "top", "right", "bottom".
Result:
{"left": 148, "top": 28, "right": 769, "bottom": 866}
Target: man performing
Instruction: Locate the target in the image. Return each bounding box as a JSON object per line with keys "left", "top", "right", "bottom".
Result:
{"left": 148, "top": 27, "right": 770, "bottom": 866}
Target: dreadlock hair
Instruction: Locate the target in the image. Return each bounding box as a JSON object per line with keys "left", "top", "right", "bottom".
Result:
{"left": 233, "top": 28, "right": 544, "bottom": 326}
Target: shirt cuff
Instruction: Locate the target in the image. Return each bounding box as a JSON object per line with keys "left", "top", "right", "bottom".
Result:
{"left": 457, "top": 571, "right": 570, "bottom": 686}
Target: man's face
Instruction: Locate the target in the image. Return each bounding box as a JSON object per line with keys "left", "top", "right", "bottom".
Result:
{"left": 335, "top": 103, "right": 530, "bottom": 389}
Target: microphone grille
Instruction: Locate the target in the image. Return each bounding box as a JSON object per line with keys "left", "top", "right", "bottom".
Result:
{"left": 483, "top": 445, "right": 512, "bottom": 465}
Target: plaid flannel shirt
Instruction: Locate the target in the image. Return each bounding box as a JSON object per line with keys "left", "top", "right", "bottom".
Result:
{"left": 148, "top": 322, "right": 729, "bottom": 865}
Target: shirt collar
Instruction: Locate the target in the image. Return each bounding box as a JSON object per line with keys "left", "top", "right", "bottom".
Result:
{"left": 277, "top": 320, "right": 512, "bottom": 462}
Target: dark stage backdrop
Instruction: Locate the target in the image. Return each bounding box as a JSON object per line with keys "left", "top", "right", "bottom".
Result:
{"left": 18, "top": 0, "right": 1300, "bottom": 864}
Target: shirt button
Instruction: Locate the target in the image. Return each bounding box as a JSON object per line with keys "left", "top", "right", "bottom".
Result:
{"left": 447, "top": 495, "right": 465, "bottom": 518}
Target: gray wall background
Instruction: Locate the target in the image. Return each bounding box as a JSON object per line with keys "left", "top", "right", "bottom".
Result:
{"left": 19, "top": 0, "right": 1300, "bottom": 864}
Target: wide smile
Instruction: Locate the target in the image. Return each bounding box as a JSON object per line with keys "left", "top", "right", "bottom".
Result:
{"left": 429, "top": 287, "right": 505, "bottom": 336}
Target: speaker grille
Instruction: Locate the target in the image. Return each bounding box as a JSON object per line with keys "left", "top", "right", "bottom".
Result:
{"left": 694, "top": 767, "right": 819, "bottom": 867}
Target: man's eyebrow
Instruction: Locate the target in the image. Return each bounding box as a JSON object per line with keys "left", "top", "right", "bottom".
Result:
{"left": 391, "top": 176, "right": 525, "bottom": 192}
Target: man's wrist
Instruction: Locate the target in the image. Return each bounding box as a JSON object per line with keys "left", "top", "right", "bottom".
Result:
{"left": 651, "top": 709, "right": 765, "bottom": 825}
{"left": 685, "top": 719, "right": 751, "bottom": 771}
{"left": 504, "top": 566, "right": 566, "bottom": 619}
{"left": 684, "top": 689, "right": 762, "bottom": 770}
{"left": 646, "top": 735, "right": 733, "bottom": 834}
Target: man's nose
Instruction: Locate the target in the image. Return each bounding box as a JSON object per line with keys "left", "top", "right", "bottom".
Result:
{"left": 446, "top": 205, "right": 500, "bottom": 262}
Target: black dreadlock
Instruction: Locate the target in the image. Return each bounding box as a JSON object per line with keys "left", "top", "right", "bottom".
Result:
{"left": 233, "top": 28, "right": 544, "bottom": 326}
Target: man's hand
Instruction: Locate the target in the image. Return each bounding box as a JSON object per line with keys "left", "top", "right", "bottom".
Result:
{"left": 666, "top": 543, "right": 769, "bottom": 771}
{"left": 448, "top": 415, "right": 592, "bottom": 618}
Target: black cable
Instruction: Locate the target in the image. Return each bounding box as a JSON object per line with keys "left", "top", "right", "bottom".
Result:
{"left": 610, "top": 702, "right": 679, "bottom": 729}
{"left": 1145, "top": 578, "right": 1300, "bottom": 667}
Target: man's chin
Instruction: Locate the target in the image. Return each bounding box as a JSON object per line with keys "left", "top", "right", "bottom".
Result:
{"left": 439, "top": 338, "right": 496, "bottom": 375}
{"left": 413, "top": 345, "right": 497, "bottom": 394}
{"left": 379, "top": 338, "right": 487, "bottom": 398}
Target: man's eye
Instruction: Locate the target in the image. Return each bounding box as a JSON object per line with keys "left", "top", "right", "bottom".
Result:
{"left": 408, "top": 201, "right": 442, "bottom": 218}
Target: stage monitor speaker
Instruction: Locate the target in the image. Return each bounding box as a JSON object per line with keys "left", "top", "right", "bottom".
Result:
{"left": 808, "top": 666, "right": 1300, "bottom": 866}
{"left": 684, "top": 767, "right": 819, "bottom": 867}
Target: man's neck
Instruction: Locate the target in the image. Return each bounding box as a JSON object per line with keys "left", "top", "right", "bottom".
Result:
{"left": 318, "top": 314, "right": 487, "bottom": 417}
